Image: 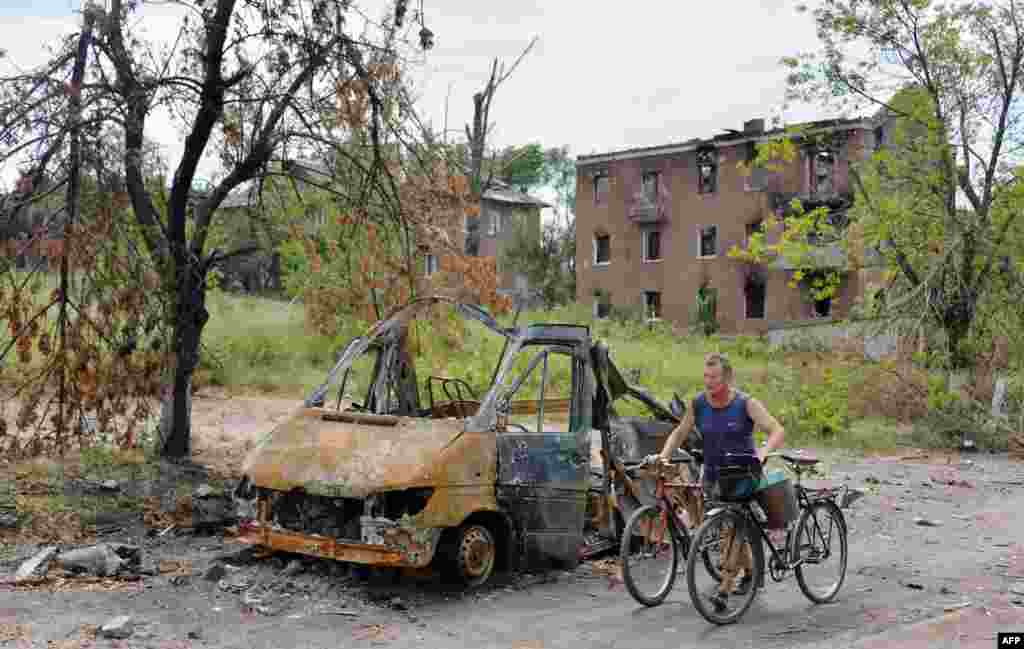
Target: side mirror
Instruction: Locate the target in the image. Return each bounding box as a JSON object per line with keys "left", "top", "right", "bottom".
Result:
{"left": 669, "top": 392, "right": 686, "bottom": 419}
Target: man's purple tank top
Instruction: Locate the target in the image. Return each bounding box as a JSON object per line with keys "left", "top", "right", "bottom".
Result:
{"left": 693, "top": 390, "right": 757, "bottom": 481}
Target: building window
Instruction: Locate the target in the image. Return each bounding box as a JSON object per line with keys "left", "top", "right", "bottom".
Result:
{"left": 594, "top": 290, "right": 612, "bottom": 319}
{"left": 744, "top": 272, "right": 766, "bottom": 319}
{"left": 813, "top": 295, "right": 832, "bottom": 318}
{"left": 425, "top": 254, "right": 439, "bottom": 276}
{"left": 873, "top": 125, "right": 885, "bottom": 152}
{"left": 698, "top": 225, "right": 717, "bottom": 258}
{"left": 812, "top": 149, "right": 836, "bottom": 196}
{"left": 642, "top": 230, "right": 661, "bottom": 262}
{"left": 594, "top": 173, "right": 609, "bottom": 205}
{"left": 697, "top": 148, "right": 717, "bottom": 194}
{"left": 640, "top": 171, "right": 659, "bottom": 203}
{"left": 594, "top": 234, "right": 611, "bottom": 265}
{"left": 643, "top": 291, "right": 662, "bottom": 320}
{"left": 487, "top": 211, "right": 500, "bottom": 236}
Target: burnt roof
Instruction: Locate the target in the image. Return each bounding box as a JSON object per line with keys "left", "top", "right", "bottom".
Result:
{"left": 577, "top": 117, "right": 870, "bottom": 167}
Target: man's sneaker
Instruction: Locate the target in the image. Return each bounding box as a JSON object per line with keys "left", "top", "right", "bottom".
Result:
{"left": 710, "top": 591, "right": 728, "bottom": 613}
{"left": 733, "top": 575, "right": 753, "bottom": 595}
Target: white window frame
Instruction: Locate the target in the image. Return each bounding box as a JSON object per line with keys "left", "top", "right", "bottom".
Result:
{"left": 696, "top": 224, "right": 717, "bottom": 259}
{"left": 641, "top": 229, "right": 662, "bottom": 263}
{"left": 593, "top": 234, "right": 611, "bottom": 266}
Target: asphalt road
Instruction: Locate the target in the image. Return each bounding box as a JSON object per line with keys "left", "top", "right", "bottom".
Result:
{"left": 4, "top": 451, "right": 1024, "bottom": 649}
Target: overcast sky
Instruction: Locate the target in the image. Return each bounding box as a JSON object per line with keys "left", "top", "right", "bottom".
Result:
{"left": 0, "top": 0, "right": 838, "bottom": 198}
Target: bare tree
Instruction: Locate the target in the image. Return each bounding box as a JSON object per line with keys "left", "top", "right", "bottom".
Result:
{"left": 0, "top": 0, "right": 438, "bottom": 458}
{"left": 462, "top": 36, "right": 537, "bottom": 256}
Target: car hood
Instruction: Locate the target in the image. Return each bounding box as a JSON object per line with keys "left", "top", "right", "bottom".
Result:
{"left": 241, "top": 407, "right": 469, "bottom": 499}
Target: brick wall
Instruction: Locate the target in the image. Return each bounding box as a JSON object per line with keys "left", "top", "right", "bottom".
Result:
{"left": 576, "top": 126, "right": 872, "bottom": 334}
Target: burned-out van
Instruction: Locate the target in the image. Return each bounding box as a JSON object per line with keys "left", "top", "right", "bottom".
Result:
{"left": 234, "top": 297, "right": 681, "bottom": 586}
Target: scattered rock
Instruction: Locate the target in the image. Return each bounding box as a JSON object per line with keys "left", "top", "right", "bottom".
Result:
{"left": 389, "top": 597, "right": 408, "bottom": 611}
{"left": 187, "top": 628, "right": 202, "bottom": 640}
{"left": 218, "top": 574, "right": 253, "bottom": 593}
{"left": 57, "top": 544, "right": 125, "bottom": 577}
{"left": 914, "top": 517, "right": 942, "bottom": 527}
{"left": 99, "top": 615, "right": 134, "bottom": 639}
{"left": 15, "top": 546, "right": 58, "bottom": 582}
{"left": 280, "top": 559, "right": 304, "bottom": 578}
{"left": 204, "top": 563, "right": 228, "bottom": 582}
{"left": 100, "top": 479, "right": 119, "bottom": 491}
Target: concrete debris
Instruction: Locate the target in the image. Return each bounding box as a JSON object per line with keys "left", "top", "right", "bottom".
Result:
{"left": 101, "top": 479, "right": 119, "bottom": 491}
{"left": 218, "top": 574, "right": 253, "bottom": 593}
{"left": 1011, "top": 583, "right": 1024, "bottom": 596}
{"left": 99, "top": 615, "right": 134, "bottom": 639}
{"left": 14, "top": 546, "right": 58, "bottom": 582}
{"left": 280, "top": 559, "right": 304, "bottom": 578}
{"left": 57, "top": 543, "right": 140, "bottom": 577}
{"left": 58, "top": 545, "right": 124, "bottom": 577}
{"left": 204, "top": 563, "right": 228, "bottom": 582}
{"left": 194, "top": 484, "right": 215, "bottom": 499}
{"left": 903, "top": 582, "right": 925, "bottom": 590}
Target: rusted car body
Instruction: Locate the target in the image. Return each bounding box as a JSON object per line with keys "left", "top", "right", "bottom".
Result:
{"left": 234, "top": 296, "right": 680, "bottom": 585}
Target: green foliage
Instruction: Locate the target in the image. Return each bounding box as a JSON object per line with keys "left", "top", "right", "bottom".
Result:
{"left": 500, "top": 219, "right": 574, "bottom": 308}
{"left": 500, "top": 143, "right": 546, "bottom": 192}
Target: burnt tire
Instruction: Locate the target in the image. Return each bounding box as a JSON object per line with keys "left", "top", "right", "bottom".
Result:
{"left": 444, "top": 522, "right": 497, "bottom": 588}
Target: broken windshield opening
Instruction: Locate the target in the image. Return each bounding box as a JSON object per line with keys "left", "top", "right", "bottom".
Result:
{"left": 494, "top": 344, "right": 576, "bottom": 434}
{"left": 304, "top": 297, "right": 512, "bottom": 421}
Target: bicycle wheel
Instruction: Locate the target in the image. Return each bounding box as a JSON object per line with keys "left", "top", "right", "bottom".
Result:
{"left": 620, "top": 504, "right": 679, "bottom": 606}
{"left": 686, "top": 508, "right": 760, "bottom": 625}
{"left": 794, "top": 500, "right": 847, "bottom": 604}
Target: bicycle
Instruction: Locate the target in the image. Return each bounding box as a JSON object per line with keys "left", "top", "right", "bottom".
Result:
{"left": 685, "top": 450, "right": 855, "bottom": 625}
{"left": 618, "top": 448, "right": 717, "bottom": 606}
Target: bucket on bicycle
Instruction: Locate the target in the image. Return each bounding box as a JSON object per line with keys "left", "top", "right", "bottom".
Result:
{"left": 755, "top": 469, "right": 798, "bottom": 529}
{"left": 716, "top": 463, "right": 762, "bottom": 502}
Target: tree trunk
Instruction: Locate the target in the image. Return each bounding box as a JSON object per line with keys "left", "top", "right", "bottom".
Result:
{"left": 159, "top": 269, "right": 210, "bottom": 459}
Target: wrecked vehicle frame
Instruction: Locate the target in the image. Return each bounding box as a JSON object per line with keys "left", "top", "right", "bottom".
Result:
{"left": 234, "top": 296, "right": 683, "bottom": 586}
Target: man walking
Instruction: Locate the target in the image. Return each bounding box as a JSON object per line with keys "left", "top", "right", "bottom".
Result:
{"left": 652, "top": 352, "right": 785, "bottom": 611}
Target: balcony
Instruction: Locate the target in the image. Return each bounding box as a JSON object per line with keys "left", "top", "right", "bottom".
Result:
{"left": 628, "top": 191, "right": 668, "bottom": 225}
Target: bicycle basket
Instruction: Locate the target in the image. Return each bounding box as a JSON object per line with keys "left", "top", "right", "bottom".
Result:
{"left": 716, "top": 463, "right": 762, "bottom": 502}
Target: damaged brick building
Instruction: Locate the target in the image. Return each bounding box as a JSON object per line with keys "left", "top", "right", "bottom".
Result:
{"left": 574, "top": 117, "right": 889, "bottom": 335}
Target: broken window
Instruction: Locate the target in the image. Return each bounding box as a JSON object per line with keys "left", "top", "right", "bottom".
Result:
{"left": 746, "top": 220, "right": 763, "bottom": 241}
{"left": 497, "top": 345, "right": 574, "bottom": 434}
{"left": 594, "top": 234, "right": 611, "bottom": 265}
{"left": 812, "top": 149, "right": 836, "bottom": 196}
{"left": 594, "top": 291, "right": 612, "bottom": 318}
{"left": 425, "top": 254, "right": 438, "bottom": 276}
{"left": 813, "top": 296, "right": 832, "bottom": 318}
{"left": 642, "top": 230, "right": 661, "bottom": 262}
{"left": 640, "top": 171, "right": 659, "bottom": 203}
{"left": 698, "top": 225, "right": 717, "bottom": 258}
{"left": 697, "top": 148, "right": 717, "bottom": 194}
{"left": 744, "top": 272, "right": 766, "bottom": 319}
{"left": 643, "top": 291, "right": 662, "bottom": 320}
{"left": 594, "top": 173, "right": 609, "bottom": 205}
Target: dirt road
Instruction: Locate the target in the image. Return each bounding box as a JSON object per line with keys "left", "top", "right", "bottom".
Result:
{"left": 4, "top": 448, "right": 1024, "bottom": 648}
